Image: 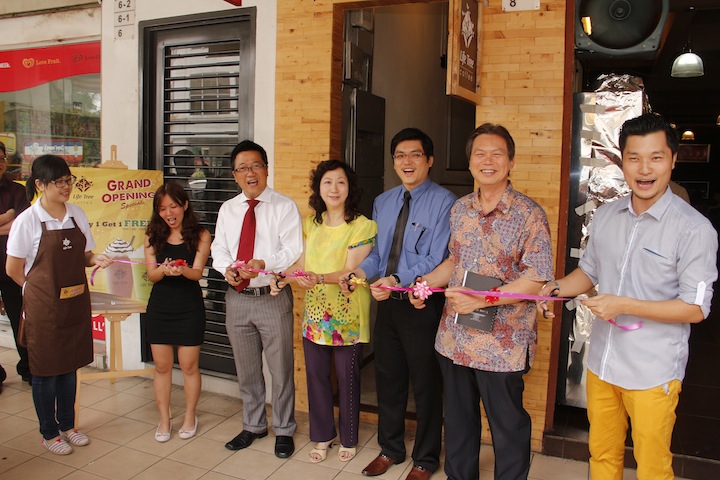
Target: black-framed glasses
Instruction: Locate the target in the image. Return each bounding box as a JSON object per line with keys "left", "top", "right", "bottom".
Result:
{"left": 393, "top": 152, "right": 426, "bottom": 161}
{"left": 232, "top": 164, "right": 267, "bottom": 174}
{"left": 50, "top": 176, "right": 76, "bottom": 188}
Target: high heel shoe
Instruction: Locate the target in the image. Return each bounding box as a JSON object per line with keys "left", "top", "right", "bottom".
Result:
{"left": 309, "top": 438, "right": 334, "bottom": 463}
{"left": 155, "top": 423, "right": 172, "bottom": 443}
{"left": 178, "top": 416, "right": 198, "bottom": 440}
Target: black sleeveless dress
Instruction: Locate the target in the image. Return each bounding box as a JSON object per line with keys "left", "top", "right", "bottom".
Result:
{"left": 145, "top": 242, "right": 206, "bottom": 346}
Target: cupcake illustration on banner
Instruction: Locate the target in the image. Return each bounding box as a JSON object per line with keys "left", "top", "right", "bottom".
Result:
{"left": 104, "top": 237, "right": 135, "bottom": 298}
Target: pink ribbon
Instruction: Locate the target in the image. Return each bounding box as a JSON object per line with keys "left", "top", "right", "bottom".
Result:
{"left": 376, "top": 281, "right": 642, "bottom": 331}
{"left": 90, "top": 258, "right": 190, "bottom": 285}
{"left": 376, "top": 282, "right": 574, "bottom": 302}
{"left": 228, "top": 260, "right": 309, "bottom": 279}
{"left": 608, "top": 318, "right": 643, "bottom": 331}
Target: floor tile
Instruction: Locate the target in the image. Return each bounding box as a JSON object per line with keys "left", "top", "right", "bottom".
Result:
{"left": 196, "top": 392, "right": 243, "bottom": 417}
{"left": 167, "top": 436, "right": 234, "bottom": 470}
{"left": 266, "top": 458, "right": 339, "bottom": 480}
{"left": 87, "top": 391, "right": 154, "bottom": 416}
{"left": 77, "top": 383, "right": 118, "bottom": 407}
{"left": 0, "top": 456, "right": 75, "bottom": 480}
{"left": 61, "top": 471, "right": 113, "bottom": 480}
{"left": 132, "top": 457, "right": 207, "bottom": 480}
{"left": 200, "top": 416, "right": 245, "bottom": 444}
{"left": 86, "top": 415, "right": 155, "bottom": 445}
{"left": 80, "top": 445, "right": 161, "bottom": 480}
{"left": 76, "top": 406, "right": 119, "bottom": 431}
{"left": 0, "top": 413, "right": 40, "bottom": 443}
{"left": 0, "top": 444, "right": 34, "bottom": 475}
{"left": 0, "top": 388, "right": 32, "bottom": 414}
{"left": 213, "top": 448, "right": 285, "bottom": 480}
{"left": 528, "top": 454, "right": 588, "bottom": 480}
{"left": 3, "top": 429, "right": 51, "bottom": 456}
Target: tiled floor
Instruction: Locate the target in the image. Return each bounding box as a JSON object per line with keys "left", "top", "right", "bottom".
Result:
{"left": 0, "top": 346, "right": 660, "bottom": 480}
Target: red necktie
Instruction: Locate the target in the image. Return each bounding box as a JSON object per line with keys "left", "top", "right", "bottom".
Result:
{"left": 235, "top": 199, "right": 259, "bottom": 292}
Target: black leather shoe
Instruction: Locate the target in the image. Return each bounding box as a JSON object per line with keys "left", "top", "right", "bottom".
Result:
{"left": 225, "top": 430, "right": 268, "bottom": 451}
{"left": 274, "top": 435, "right": 295, "bottom": 458}
{"left": 0, "top": 365, "right": 6, "bottom": 386}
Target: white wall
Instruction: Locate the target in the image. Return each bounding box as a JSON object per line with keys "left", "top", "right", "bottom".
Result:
{"left": 0, "top": 0, "right": 93, "bottom": 16}
{"left": 0, "top": 6, "right": 101, "bottom": 46}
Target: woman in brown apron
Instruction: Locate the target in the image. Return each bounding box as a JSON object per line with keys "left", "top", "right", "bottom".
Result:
{"left": 5, "top": 155, "right": 111, "bottom": 455}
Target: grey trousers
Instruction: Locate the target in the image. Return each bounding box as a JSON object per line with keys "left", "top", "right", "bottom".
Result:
{"left": 225, "top": 286, "right": 296, "bottom": 436}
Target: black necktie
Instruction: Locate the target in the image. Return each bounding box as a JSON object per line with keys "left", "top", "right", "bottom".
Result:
{"left": 385, "top": 190, "right": 411, "bottom": 277}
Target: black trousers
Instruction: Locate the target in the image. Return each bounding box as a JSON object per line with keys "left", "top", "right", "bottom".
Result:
{"left": 374, "top": 294, "right": 444, "bottom": 471}
{"left": 438, "top": 353, "right": 531, "bottom": 480}
{"left": 0, "top": 279, "right": 28, "bottom": 377}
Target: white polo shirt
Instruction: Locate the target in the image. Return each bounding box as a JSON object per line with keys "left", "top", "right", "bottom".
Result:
{"left": 7, "top": 201, "right": 96, "bottom": 275}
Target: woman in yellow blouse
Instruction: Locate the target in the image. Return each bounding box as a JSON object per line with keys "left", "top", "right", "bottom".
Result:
{"left": 272, "top": 160, "right": 376, "bottom": 463}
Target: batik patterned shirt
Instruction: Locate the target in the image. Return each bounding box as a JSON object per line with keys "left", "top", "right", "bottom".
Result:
{"left": 435, "top": 183, "right": 553, "bottom": 372}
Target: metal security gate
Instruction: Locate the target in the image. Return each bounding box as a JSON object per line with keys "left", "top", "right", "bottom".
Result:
{"left": 140, "top": 9, "right": 255, "bottom": 374}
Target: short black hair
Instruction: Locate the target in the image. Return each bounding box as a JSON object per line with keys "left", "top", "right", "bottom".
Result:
{"left": 390, "top": 128, "right": 434, "bottom": 158}
{"left": 465, "top": 123, "right": 516, "bottom": 161}
{"left": 619, "top": 113, "right": 679, "bottom": 155}
{"left": 230, "top": 140, "right": 268, "bottom": 167}
{"left": 0, "top": 141, "right": 5, "bottom": 156}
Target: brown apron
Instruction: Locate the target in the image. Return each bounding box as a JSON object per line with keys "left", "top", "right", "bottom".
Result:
{"left": 21, "top": 217, "right": 93, "bottom": 376}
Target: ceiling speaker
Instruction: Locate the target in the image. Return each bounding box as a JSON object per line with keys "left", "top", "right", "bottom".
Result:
{"left": 575, "top": 0, "right": 668, "bottom": 58}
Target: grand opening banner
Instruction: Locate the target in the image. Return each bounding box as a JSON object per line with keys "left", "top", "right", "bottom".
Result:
{"left": 70, "top": 167, "right": 163, "bottom": 303}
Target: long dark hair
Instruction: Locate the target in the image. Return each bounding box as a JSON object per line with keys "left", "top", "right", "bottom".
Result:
{"left": 145, "top": 182, "right": 203, "bottom": 255}
{"left": 308, "top": 160, "right": 362, "bottom": 224}
{"left": 26, "top": 154, "right": 72, "bottom": 201}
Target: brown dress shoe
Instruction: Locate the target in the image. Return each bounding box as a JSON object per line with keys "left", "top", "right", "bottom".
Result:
{"left": 362, "top": 454, "right": 403, "bottom": 476}
{"left": 406, "top": 465, "right": 432, "bottom": 480}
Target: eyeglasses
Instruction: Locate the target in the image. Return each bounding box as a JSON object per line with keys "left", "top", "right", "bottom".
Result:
{"left": 0, "top": 157, "right": 7, "bottom": 163}
{"left": 50, "top": 176, "right": 76, "bottom": 188}
{"left": 393, "top": 152, "right": 426, "bottom": 161}
{"left": 232, "top": 164, "right": 267, "bottom": 174}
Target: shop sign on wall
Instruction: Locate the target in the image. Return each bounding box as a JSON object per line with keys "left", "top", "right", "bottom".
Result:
{"left": 447, "top": 0, "right": 481, "bottom": 104}
{"left": 0, "top": 42, "right": 100, "bottom": 92}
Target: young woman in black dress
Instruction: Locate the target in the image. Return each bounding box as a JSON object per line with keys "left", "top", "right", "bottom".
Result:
{"left": 144, "top": 182, "right": 210, "bottom": 442}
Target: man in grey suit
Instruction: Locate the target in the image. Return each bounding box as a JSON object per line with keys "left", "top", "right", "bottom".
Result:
{"left": 211, "top": 140, "right": 303, "bottom": 458}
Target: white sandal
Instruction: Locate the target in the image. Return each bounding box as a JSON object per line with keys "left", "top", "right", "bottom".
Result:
{"left": 338, "top": 446, "right": 356, "bottom": 462}
{"left": 309, "top": 439, "right": 334, "bottom": 463}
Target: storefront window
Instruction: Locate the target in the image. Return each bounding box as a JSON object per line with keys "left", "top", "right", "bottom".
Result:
{"left": 0, "top": 42, "right": 101, "bottom": 179}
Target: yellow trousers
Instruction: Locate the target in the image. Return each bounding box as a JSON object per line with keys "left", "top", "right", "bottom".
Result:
{"left": 587, "top": 370, "right": 681, "bottom": 480}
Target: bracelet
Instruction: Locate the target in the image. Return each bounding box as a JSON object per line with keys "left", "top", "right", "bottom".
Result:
{"left": 544, "top": 280, "right": 560, "bottom": 297}
{"left": 319, "top": 274, "right": 325, "bottom": 284}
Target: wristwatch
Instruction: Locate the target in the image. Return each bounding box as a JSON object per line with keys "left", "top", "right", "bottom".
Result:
{"left": 391, "top": 274, "right": 401, "bottom": 286}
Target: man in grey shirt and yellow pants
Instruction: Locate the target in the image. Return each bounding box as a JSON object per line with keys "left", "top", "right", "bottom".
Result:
{"left": 539, "top": 113, "right": 718, "bottom": 480}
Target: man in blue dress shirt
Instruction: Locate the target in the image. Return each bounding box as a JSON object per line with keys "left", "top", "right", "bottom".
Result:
{"left": 344, "top": 128, "right": 456, "bottom": 480}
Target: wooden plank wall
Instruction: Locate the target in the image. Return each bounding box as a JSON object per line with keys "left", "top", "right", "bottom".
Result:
{"left": 274, "top": 0, "right": 567, "bottom": 452}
